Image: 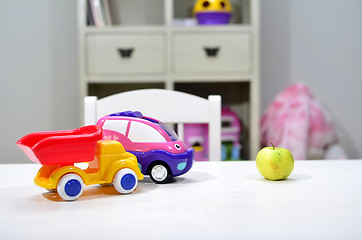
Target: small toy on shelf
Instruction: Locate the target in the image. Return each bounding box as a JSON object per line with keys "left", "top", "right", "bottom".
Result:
{"left": 221, "top": 107, "right": 242, "bottom": 161}
{"left": 17, "top": 125, "right": 143, "bottom": 201}
{"left": 193, "top": 0, "right": 233, "bottom": 25}
{"left": 96, "top": 111, "right": 195, "bottom": 184}
{"left": 184, "top": 107, "right": 243, "bottom": 161}
{"left": 184, "top": 123, "right": 209, "bottom": 161}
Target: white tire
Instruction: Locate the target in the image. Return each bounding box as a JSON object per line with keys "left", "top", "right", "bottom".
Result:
{"left": 113, "top": 168, "right": 138, "bottom": 194}
{"left": 150, "top": 164, "right": 171, "bottom": 184}
{"left": 57, "top": 174, "right": 84, "bottom": 201}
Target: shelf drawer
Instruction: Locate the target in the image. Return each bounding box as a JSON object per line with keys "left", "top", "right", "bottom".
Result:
{"left": 173, "top": 33, "right": 251, "bottom": 74}
{"left": 87, "top": 34, "right": 165, "bottom": 75}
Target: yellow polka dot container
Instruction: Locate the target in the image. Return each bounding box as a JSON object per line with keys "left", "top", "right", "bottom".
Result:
{"left": 193, "top": 0, "right": 232, "bottom": 25}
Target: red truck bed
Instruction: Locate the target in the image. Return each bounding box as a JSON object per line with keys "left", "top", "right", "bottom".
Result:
{"left": 17, "top": 125, "right": 103, "bottom": 165}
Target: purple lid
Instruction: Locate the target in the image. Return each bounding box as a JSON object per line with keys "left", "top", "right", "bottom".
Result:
{"left": 196, "top": 12, "right": 232, "bottom": 25}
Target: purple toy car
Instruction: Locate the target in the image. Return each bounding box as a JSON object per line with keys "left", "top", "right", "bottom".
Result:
{"left": 96, "top": 111, "right": 195, "bottom": 183}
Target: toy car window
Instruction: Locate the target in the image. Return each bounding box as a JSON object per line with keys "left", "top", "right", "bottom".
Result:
{"left": 143, "top": 117, "right": 178, "bottom": 141}
{"left": 157, "top": 122, "right": 179, "bottom": 141}
{"left": 128, "top": 121, "right": 167, "bottom": 143}
{"left": 103, "top": 119, "right": 128, "bottom": 135}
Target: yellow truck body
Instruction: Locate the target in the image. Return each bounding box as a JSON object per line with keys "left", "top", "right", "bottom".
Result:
{"left": 34, "top": 140, "right": 143, "bottom": 190}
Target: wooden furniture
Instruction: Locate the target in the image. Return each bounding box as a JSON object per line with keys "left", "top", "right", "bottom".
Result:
{"left": 84, "top": 89, "right": 222, "bottom": 161}
{"left": 78, "top": 0, "right": 260, "bottom": 159}
{"left": 1, "top": 160, "right": 362, "bottom": 239}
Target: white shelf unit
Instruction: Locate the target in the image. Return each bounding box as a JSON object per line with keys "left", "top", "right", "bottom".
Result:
{"left": 78, "top": 0, "right": 260, "bottom": 159}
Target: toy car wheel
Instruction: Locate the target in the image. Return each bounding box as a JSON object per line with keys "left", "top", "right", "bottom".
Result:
{"left": 113, "top": 168, "right": 138, "bottom": 194}
{"left": 150, "top": 163, "right": 171, "bottom": 184}
{"left": 57, "top": 173, "right": 84, "bottom": 201}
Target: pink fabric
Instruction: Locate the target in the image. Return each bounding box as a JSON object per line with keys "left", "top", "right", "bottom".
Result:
{"left": 261, "top": 83, "right": 340, "bottom": 160}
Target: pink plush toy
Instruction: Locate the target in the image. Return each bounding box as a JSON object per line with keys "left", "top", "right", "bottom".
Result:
{"left": 260, "top": 83, "right": 347, "bottom": 160}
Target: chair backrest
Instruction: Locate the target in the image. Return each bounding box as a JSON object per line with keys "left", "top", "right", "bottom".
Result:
{"left": 84, "top": 89, "right": 221, "bottom": 161}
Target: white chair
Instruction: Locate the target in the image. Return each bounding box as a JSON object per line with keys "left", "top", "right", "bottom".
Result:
{"left": 84, "top": 89, "right": 221, "bottom": 161}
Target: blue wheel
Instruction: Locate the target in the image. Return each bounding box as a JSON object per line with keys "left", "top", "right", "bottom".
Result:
{"left": 113, "top": 168, "right": 138, "bottom": 194}
{"left": 57, "top": 174, "right": 84, "bottom": 201}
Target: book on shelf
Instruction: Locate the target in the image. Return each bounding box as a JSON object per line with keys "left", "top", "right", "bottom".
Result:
{"left": 102, "top": 0, "right": 112, "bottom": 26}
{"left": 88, "top": 0, "right": 112, "bottom": 27}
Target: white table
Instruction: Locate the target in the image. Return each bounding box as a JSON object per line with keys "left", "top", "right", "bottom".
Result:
{"left": 1, "top": 160, "right": 361, "bottom": 240}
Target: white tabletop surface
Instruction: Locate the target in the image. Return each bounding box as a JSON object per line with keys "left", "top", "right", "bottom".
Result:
{"left": 1, "top": 160, "right": 361, "bottom": 240}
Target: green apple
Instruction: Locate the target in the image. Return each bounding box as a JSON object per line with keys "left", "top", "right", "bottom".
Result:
{"left": 256, "top": 143, "right": 294, "bottom": 180}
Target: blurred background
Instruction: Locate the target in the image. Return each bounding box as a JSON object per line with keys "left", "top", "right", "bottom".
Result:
{"left": 1, "top": 0, "right": 361, "bottom": 163}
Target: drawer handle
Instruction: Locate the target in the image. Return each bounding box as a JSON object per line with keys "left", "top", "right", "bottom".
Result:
{"left": 118, "top": 48, "right": 134, "bottom": 58}
{"left": 204, "top": 47, "right": 220, "bottom": 57}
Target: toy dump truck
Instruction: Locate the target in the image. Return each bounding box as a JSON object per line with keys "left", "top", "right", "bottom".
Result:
{"left": 17, "top": 125, "right": 143, "bottom": 201}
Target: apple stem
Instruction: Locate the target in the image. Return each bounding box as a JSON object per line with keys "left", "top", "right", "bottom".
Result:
{"left": 271, "top": 142, "right": 275, "bottom": 150}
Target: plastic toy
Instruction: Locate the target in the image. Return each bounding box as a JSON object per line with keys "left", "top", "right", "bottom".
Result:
{"left": 184, "top": 123, "right": 209, "bottom": 161}
{"left": 193, "top": 0, "right": 232, "bottom": 25}
{"left": 96, "top": 111, "right": 195, "bottom": 184}
{"left": 184, "top": 107, "right": 242, "bottom": 161}
{"left": 17, "top": 125, "right": 143, "bottom": 201}
{"left": 220, "top": 107, "right": 242, "bottom": 160}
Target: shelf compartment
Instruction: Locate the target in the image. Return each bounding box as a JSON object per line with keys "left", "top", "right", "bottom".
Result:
{"left": 87, "top": 0, "right": 165, "bottom": 27}
{"left": 88, "top": 82, "right": 165, "bottom": 99}
{"left": 172, "top": 0, "right": 250, "bottom": 27}
{"left": 174, "top": 81, "right": 251, "bottom": 159}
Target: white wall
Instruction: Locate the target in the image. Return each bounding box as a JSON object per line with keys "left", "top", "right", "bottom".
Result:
{"left": 0, "top": 0, "right": 78, "bottom": 163}
{"left": 261, "top": 0, "right": 362, "bottom": 159}
{"left": 1, "top": 0, "right": 361, "bottom": 163}
{"left": 260, "top": 0, "right": 291, "bottom": 112}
